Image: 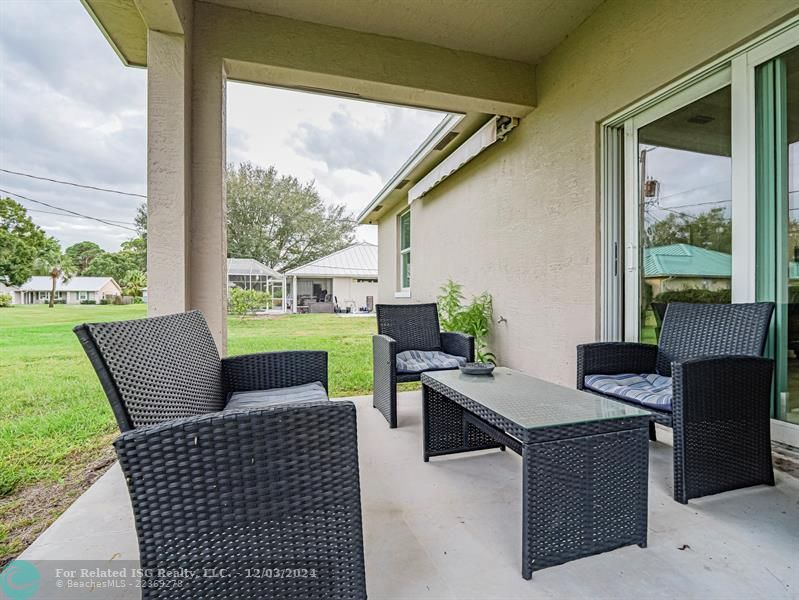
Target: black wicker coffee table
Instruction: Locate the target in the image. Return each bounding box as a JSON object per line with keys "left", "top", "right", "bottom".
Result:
{"left": 421, "top": 367, "right": 651, "bottom": 579}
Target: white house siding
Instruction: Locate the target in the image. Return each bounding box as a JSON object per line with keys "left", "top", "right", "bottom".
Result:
{"left": 377, "top": 0, "right": 798, "bottom": 386}
{"left": 332, "top": 277, "right": 378, "bottom": 311}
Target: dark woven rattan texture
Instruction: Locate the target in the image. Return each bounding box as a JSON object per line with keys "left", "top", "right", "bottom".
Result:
{"left": 222, "top": 350, "right": 328, "bottom": 394}
{"left": 656, "top": 302, "right": 773, "bottom": 376}
{"left": 421, "top": 375, "right": 649, "bottom": 578}
{"left": 422, "top": 386, "right": 502, "bottom": 458}
{"left": 79, "top": 310, "right": 224, "bottom": 430}
{"left": 115, "top": 402, "right": 366, "bottom": 599}
{"left": 523, "top": 429, "right": 648, "bottom": 573}
{"left": 576, "top": 302, "right": 775, "bottom": 503}
{"left": 372, "top": 304, "right": 474, "bottom": 428}
{"left": 672, "top": 355, "right": 774, "bottom": 503}
{"left": 376, "top": 303, "right": 441, "bottom": 352}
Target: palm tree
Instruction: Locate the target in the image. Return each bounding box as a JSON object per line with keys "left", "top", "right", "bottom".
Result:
{"left": 122, "top": 269, "right": 147, "bottom": 297}
{"left": 35, "top": 252, "right": 76, "bottom": 308}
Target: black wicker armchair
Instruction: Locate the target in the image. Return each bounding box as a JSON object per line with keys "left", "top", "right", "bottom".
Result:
{"left": 577, "top": 302, "right": 775, "bottom": 504}
{"left": 373, "top": 303, "right": 474, "bottom": 428}
{"left": 74, "top": 310, "right": 366, "bottom": 599}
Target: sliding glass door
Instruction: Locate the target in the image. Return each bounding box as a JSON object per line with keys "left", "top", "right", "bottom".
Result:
{"left": 623, "top": 71, "right": 732, "bottom": 343}
{"left": 756, "top": 45, "right": 799, "bottom": 425}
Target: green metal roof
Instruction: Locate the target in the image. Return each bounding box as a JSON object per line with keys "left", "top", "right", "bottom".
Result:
{"left": 643, "top": 244, "right": 731, "bottom": 278}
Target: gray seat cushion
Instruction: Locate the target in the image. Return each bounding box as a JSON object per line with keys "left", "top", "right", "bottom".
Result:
{"left": 583, "top": 373, "right": 672, "bottom": 411}
{"left": 396, "top": 350, "right": 467, "bottom": 374}
{"left": 225, "top": 381, "right": 328, "bottom": 410}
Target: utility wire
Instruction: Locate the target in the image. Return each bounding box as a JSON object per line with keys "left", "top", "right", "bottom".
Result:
{"left": 0, "top": 188, "right": 138, "bottom": 232}
{"left": 0, "top": 168, "right": 146, "bottom": 198}
{"left": 23, "top": 207, "right": 137, "bottom": 226}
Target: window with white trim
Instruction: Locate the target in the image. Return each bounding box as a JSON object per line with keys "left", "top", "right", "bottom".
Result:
{"left": 398, "top": 209, "right": 411, "bottom": 290}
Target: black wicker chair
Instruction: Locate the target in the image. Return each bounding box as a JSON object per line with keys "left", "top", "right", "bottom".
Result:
{"left": 74, "top": 310, "right": 366, "bottom": 599}
{"left": 577, "top": 302, "right": 775, "bottom": 504}
{"left": 373, "top": 303, "right": 474, "bottom": 428}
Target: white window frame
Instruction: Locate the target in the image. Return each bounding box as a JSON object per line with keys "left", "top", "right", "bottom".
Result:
{"left": 397, "top": 208, "right": 411, "bottom": 294}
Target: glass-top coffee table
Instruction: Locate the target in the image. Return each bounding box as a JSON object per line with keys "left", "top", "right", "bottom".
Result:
{"left": 421, "top": 367, "right": 651, "bottom": 579}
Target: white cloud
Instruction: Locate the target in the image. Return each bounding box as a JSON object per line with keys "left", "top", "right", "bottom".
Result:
{"left": 0, "top": 1, "right": 445, "bottom": 251}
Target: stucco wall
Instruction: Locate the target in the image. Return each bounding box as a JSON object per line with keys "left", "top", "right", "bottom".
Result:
{"left": 377, "top": 0, "right": 797, "bottom": 385}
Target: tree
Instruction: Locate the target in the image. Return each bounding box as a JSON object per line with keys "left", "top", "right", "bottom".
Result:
{"left": 65, "top": 241, "right": 105, "bottom": 275}
{"left": 122, "top": 269, "right": 147, "bottom": 297}
{"left": 228, "top": 287, "right": 271, "bottom": 318}
{"left": 645, "top": 208, "right": 731, "bottom": 253}
{"left": 34, "top": 243, "right": 76, "bottom": 308}
{"left": 122, "top": 203, "right": 148, "bottom": 272}
{"left": 0, "top": 197, "right": 52, "bottom": 286}
{"left": 83, "top": 251, "right": 140, "bottom": 284}
{"left": 226, "top": 162, "right": 356, "bottom": 271}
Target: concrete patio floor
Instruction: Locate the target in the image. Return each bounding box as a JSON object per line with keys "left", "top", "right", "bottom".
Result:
{"left": 21, "top": 391, "right": 799, "bottom": 599}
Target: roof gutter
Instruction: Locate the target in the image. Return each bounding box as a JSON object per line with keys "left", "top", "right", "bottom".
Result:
{"left": 356, "top": 113, "right": 463, "bottom": 224}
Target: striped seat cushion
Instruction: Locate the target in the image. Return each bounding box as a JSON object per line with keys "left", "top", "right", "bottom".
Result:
{"left": 396, "top": 350, "right": 467, "bottom": 374}
{"left": 584, "top": 373, "right": 673, "bottom": 411}
{"left": 225, "top": 381, "right": 329, "bottom": 410}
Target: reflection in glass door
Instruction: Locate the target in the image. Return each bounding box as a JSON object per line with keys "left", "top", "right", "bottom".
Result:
{"left": 631, "top": 85, "right": 733, "bottom": 343}
{"left": 763, "top": 46, "right": 799, "bottom": 425}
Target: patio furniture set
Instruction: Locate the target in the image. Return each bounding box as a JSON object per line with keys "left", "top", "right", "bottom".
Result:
{"left": 74, "top": 301, "right": 776, "bottom": 597}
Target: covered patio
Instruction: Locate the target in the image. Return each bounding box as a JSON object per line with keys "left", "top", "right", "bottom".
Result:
{"left": 26, "top": 0, "right": 798, "bottom": 597}
{"left": 20, "top": 392, "right": 799, "bottom": 598}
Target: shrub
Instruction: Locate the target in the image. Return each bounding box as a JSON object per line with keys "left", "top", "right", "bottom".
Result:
{"left": 80, "top": 299, "right": 97, "bottom": 305}
{"left": 99, "top": 298, "right": 109, "bottom": 305}
{"left": 228, "top": 287, "right": 271, "bottom": 318}
{"left": 654, "top": 288, "right": 731, "bottom": 305}
{"left": 437, "top": 279, "right": 496, "bottom": 364}
{"left": 0, "top": 293, "right": 11, "bottom": 308}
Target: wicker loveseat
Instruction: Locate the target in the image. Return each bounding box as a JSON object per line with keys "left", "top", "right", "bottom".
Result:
{"left": 74, "top": 310, "right": 366, "bottom": 599}
{"left": 577, "top": 302, "right": 775, "bottom": 504}
{"left": 373, "top": 303, "right": 474, "bottom": 428}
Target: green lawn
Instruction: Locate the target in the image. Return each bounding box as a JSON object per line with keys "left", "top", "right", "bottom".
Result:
{"left": 0, "top": 305, "right": 376, "bottom": 562}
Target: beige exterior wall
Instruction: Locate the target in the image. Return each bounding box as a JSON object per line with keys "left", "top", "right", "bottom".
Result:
{"left": 377, "top": 0, "right": 797, "bottom": 385}
{"left": 332, "top": 277, "right": 379, "bottom": 311}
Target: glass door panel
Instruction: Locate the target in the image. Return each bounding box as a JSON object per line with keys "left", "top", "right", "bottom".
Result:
{"left": 635, "top": 86, "right": 733, "bottom": 343}
{"left": 780, "top": 47, "right": 799, "bottom": 424}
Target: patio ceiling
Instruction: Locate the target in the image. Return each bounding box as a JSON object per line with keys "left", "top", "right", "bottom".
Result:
{"left": 209, "top": 0, "right": 604, "bottom": 64}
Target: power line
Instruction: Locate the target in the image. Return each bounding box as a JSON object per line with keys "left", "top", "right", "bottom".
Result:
{"left": 23, "top": 207, "right": 136, "bottom": 226}
{"left": 0, "top": 168, "right": 146, "bottom": 199}
{"left": 0, "top": 188, "right": 138, "bottom": 232}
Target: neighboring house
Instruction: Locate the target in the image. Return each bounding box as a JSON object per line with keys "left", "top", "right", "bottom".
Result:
{"left": 285, "top": 243, "right": 378, "bottom": 313}
{"left": 227, "top": 257, "right": 282, "bottom": 296}
{"left": 0, "top": 282, "right": 18, "bottom": 304}
{"left": 14, "top": 277, "right": 122, "bottom": 305}
{"left": 643, "top": 244, "right": 731, "bottom": 297}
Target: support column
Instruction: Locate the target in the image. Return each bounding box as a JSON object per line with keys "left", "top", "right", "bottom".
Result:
{"left": 292, "top": 276, "right": 298, "bottom": 314}
{"left": 146, "top": 28, "right": 192, "bottom": 317}
{"left": 190, "top": 30, "right": 228, "bottom": 351}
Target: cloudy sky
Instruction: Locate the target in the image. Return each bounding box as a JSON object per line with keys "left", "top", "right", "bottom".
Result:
{"left": 0, "top": 0, "right": 445, "bottom": 251}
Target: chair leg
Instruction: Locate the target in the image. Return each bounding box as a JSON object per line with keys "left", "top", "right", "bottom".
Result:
{"left": 649, "top": 421, "right": 657, "bottom": 442}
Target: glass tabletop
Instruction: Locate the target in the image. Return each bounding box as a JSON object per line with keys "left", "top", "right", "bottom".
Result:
{"left": 423, "top": 367, "right": 651, "bottom": 430}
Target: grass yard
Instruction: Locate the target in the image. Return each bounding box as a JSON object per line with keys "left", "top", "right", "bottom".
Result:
{"left": 0, "top": 305, "right": 377, "bottom": 564}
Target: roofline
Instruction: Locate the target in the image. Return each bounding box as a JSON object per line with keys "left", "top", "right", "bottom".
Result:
{"left": 356, "top": 113, "right": 463, "bottom": 223}
{"left": 285, "top": 242, "right": 377, "bottom": 276}
{"left": 80, "top": 0, "right": 145, "bottom": 69}
{"left": 19, "top": 276, "right": 121, "bottom": 292}
{"left": 287, "top": 271, "right": 378, "bottom": 279}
